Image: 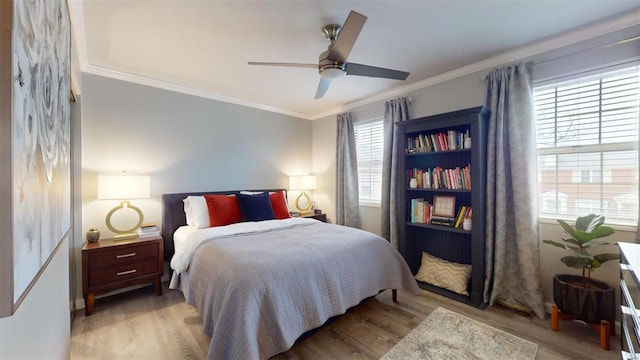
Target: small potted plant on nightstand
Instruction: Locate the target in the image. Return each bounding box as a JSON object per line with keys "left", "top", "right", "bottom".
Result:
{"left": 543, "top": 214, "right": 618, "bottom": 348}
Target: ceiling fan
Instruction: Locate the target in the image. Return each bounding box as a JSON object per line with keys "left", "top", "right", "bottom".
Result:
{"left": 248, "top": 10, "right": 410, "bottom": 99}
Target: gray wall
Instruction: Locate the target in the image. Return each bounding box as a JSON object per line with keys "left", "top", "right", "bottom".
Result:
{"left": 312, "top": 25, "right": 639, "bottom": 308}
{"left": 76, "top": 73, "right": 312, "bottom": 307}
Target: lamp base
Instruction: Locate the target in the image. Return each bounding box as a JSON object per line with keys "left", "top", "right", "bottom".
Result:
{"left": 106, "top": 200, "right": 144, "bottom": 235}
{"left": 112, "top": 233, "right": 138, "bottom": 241}
{"left": 295, "top": 191, "right": 312, "bottom": 213}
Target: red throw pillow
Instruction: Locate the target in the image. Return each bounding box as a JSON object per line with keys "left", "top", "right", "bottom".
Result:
{"left": 270, "top": 191, "right": 291, "bottom": 219}
{"left": 204, "top": 194, "right": 242, "bottom": 227}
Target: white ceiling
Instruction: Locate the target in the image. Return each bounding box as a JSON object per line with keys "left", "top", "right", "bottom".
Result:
{"left": 69, "top": 1, "right": 640, "bottom": 119}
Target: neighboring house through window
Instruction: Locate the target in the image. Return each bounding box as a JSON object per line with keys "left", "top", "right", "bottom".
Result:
{"left": 354, "top": 117, "right": 383, "bottom": 205}
{"left": 534, "top": 65, "right": 639, "bottom": 226}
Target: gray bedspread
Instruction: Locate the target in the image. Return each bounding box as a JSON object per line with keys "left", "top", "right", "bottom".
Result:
{"left": 170, "top": 221, "right": 419, "bottom": 359}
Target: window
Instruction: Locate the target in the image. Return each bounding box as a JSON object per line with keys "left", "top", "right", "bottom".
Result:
{"left": 354, "top": 118, "right": 383, "bottom": 204}
{"left": 574, "top": 169, "right": 604, "bottom": 184}
{"left": 534, "top": 65, "right": 639, "bottom": 226}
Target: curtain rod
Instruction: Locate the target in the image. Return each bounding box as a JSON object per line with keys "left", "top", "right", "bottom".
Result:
{"left": 354, "top": 97, "right": 412, "bottom": 114}
{"left": 481, "top": 35, "right": 639, "bottom": 80}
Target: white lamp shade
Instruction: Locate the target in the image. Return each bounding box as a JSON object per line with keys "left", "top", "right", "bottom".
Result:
{"left": 289, "top": 175, "right": 317, "bottom": 191}
{"left": 98, "top": 174, "right": 150, "bottom": 200}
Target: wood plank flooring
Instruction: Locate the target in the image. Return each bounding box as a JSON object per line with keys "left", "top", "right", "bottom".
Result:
{"left": 70, "top": 282, "right": 620, "bottom": 359}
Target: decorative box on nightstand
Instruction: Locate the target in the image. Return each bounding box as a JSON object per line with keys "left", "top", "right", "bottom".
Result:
{"left": 82, "top": 235, "right": 164, "bottom": 316}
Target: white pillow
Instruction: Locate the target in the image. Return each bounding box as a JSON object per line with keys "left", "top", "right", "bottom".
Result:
{"left": 183, "top": 197, "right": 194, "bottom": 226}
{"left": 184, "top": 196, "right": 209, "bottom": 229}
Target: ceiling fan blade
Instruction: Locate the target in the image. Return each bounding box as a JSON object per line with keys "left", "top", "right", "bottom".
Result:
{"left": 314, "top": 78, "right": 332, "bottom": 99}
{"left": 328, "top": 10, "right": 367, "bottom": 62}
{"left": 248, "top": 62, "right": 317, "bottom": 69}
{"left": 346, "top": 62, "right": 410, "bottom": 80}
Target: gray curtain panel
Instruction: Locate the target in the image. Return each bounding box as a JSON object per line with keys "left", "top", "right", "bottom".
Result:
{"left": 381, "top": 97, "right": 411, "bottom": 249}
{"left": 484, "top": 62, "right": 545, "bottom": 319}
{"left": 335, "top": 112, "right": 361, "bottom": 228}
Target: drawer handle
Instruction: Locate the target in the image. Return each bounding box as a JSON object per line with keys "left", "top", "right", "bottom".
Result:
{"left": 116, "top": 252, "right": 136, "bottom": 259}
{"left": 117, "top": 269, "right": 137, "bottom": 276}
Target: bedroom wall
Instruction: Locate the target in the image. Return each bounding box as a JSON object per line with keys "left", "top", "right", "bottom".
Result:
{"left": 0, "top": 237, "right": 71, "bottom": 358}
{"left": 77, "top": 73, "right": 312, "bottom": 307}
{"left": 311, "top": 22, "right": 639, "bottom": 307}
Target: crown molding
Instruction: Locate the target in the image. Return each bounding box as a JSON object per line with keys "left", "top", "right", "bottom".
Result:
{"left": 83, "top": 65, "right": 313, "bottom": 119}
{"left": 68, "top": 5, "right": 639, "bottom": 121}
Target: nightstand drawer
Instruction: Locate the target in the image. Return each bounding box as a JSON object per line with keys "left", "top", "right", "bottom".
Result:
{"left": 89, "top": 259, "right": 159, "bottom": 286}
{"left": 82, "top": 235, "right": 164, "bottom": 315}
{"left": 89, "top": 242, "right": 158, "bottom": 269}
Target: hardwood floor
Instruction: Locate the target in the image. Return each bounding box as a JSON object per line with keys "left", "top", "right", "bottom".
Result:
{"left": 70, "top": 282, "right": 620, "bottom": 359}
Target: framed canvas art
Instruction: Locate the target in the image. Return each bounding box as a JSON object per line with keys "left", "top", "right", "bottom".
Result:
{"left": 433, "top": 195, "right": 456, "bottom": 218}
{"left": 0, "top": 0, "right": 71, "bottom": 317}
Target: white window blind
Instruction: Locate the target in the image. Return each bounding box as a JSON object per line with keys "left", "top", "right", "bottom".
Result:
{"left": 534, "top": 65, "right": 639, "bottom": 226}
{"left": 354, "top": 118, "right": 384, "bottom": 204}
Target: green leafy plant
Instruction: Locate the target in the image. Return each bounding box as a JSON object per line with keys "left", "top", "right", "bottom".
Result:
{"left": 543, "top": 214, "right": 619, "bottom": 288}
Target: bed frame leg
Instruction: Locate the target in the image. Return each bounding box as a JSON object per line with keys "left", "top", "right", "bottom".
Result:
{"left": 392, "top": 289, "right": 398, "bottom": 302}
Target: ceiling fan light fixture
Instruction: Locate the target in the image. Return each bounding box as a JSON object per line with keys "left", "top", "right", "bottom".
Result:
{"left": 320, "top": 67, "right": 345, "bottom": 80}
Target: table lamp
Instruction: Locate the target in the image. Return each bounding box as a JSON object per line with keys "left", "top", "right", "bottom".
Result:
{"left": 289, "top": 175, "right": 316, "bottom": 214}
{"left": 98, "top": 173, "right": 150, "bottom": 237}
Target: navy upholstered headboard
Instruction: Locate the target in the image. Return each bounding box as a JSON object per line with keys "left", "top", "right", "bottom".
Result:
{"left": 161, "top": 189, "right": 287, "bottom": 260}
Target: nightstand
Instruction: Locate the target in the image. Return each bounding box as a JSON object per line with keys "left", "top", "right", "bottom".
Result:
{"left": 82, "top": 235, "right": 164, "bottom": 316}
{"left": 303, "top": 213, "right": 327, "bottom": 222}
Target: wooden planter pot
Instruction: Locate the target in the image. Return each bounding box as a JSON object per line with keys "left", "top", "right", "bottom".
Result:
{"left": 553, "top": 274, "right": 615, "bottom": 324}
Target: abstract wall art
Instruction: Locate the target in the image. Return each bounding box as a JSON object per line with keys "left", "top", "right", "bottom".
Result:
{"left": 0, "top": 0, "right": 71, "bottom": 317}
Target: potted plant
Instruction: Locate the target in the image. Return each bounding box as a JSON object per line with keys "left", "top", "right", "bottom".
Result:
{"left": 543, "top": 214, "right": 619, "bottom": 324}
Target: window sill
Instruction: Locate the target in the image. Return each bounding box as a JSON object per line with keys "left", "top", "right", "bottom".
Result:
{"left": 359, "top": 201, "right": 381, "bottom": 208}
{"left": 539, "top": 217, "right": 637, "bottom": 232}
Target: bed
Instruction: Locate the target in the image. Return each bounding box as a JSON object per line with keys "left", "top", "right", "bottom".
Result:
{"left": 162, "top": 189, "right": 419, "bottom": 359}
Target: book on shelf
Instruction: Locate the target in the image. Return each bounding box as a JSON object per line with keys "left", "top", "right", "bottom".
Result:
{"left": 452, "top": 206, "right": 473, "bottom": 229}
{"left": 410, "top": 198, "right": 423, "bottom": 223}
{"left": 430, "top": 216, "right": 455, "bottom": 227}
{"left": 454, "top": 206, "right": 466, "bottom": 228}
{"left": 410, "top": 198, "right": 432, "bottom": 224}
{"left": 407, "top": 165, "right": 471, "bottom": 190}
{"left": 406, "top": 129, "right": 471, "bottom": 153}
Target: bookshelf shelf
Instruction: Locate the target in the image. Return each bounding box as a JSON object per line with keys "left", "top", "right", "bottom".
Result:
{"left": 406, "top": 148, "right": 471, "bottom": 156}
{"left": 397, "top": 106, "right": 489, "bottom": 309}
{"left": 406, "top": 188, "right": 471, "bottom": 193}
{"left": 406, "top": 222, "right": 471, "bottom": 234}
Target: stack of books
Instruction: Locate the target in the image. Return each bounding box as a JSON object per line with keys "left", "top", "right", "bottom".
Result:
{"left": 454, "top": 206, "right": 472, "bottom": 229}
{"left": 406, "top": 129, "right": 470, "bottom": 153}
{"left": 137, "top": 224, "right": 160, "bottom": 239}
